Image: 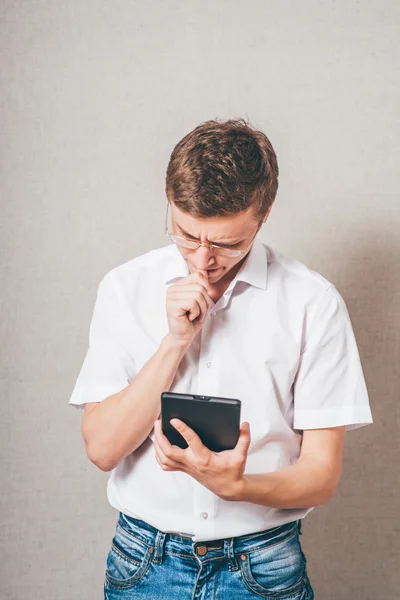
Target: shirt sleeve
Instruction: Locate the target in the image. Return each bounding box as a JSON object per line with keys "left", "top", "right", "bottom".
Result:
{"left": 293, "top": 285, "right": 373, "bottom": 432}
{"left": 68, "top": 272, "right": 136, "bottom": 409}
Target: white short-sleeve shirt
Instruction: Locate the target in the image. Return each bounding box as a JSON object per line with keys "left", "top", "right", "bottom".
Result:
{"left": 69, "top": 237, "right": 373, "bottom": 541}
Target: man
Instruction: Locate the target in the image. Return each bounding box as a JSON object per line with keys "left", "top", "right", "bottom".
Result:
{"left": 69, "top": 119, "right": 373, "bottom": 599}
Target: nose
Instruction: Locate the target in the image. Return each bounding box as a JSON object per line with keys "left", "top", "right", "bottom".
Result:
{"left": 192, "top": 246, "right": 217, "bottom": 270}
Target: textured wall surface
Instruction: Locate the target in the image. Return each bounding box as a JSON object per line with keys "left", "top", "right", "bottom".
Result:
{"left": 1, "top": 1, "right": 399, "bottom": 598}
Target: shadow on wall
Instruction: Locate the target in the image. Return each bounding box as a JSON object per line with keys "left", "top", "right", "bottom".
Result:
{"left": 332, "top": 232, "right": 398, "bottom": 443}
{"left": 302, "top": 230, "right": 399, "bottom": 600}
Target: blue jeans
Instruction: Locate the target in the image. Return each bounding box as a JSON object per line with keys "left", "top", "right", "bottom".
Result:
{"left": 104, "top": 512, "right": 315, "bottom": 599}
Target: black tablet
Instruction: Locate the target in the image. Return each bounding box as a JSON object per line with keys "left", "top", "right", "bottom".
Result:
{"left": 161, "top": 391, "right": 241, "bottom": 452}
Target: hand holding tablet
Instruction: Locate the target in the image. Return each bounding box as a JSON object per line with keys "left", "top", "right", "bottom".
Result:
{"left": 161, "top": 391, "right": 241, "bottom": 452}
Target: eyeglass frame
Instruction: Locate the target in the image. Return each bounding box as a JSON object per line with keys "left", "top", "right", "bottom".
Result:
{"left": 164, "top": 202, "right": 263, "bottom": 258}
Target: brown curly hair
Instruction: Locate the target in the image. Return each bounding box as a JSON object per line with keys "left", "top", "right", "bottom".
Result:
{"left": 165, "top": 118, "right": 279, "bottom": 222}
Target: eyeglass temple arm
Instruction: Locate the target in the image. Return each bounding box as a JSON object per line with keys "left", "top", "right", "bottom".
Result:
{"left": 165, "top": 202, "right": 170, "bottom": 233}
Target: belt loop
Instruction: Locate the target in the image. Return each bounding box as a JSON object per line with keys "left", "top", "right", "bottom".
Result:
{"left": 153, "top": 530, "right": 166, "bottom": 564}
{"left": 298, "top": 519, "right": 303, "bottom": 535}
{"left": 224, "top": 538, "right": 239, "bottom": 571}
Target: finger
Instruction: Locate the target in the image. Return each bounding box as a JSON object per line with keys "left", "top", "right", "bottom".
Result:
{"left": 168, "top": 296, "right": 202, "bottom": 322}
{"left": 168, "top": 284, "right": 211, "bottom": 296}
{"left": 154, "top": 419, "right": 186, "bottom": 464}
{"left": 168, "top": 287, "right": 209, "bottom": 307}
{"left": 196, "top": 271, "right": 215, "bottom": 312}
{"left": 190, "top": 292, "right": 209, "bottom": 322}
{"left": 235, "top": 422, "right": 251, "bottom": 454}
{"left": 169, "top": 292, "right": 209, "bottom": 322}
{"left": 172, "top": 283, "right": 214, "bottom": 305}
{"left": 154, "top": 440, "right": 180, "bottom": 471}
{"left": 181, "top": 292, "right": 208, "bottom": 322}
{"left": 195, "top": 272, "right": 214, "bottom": 297}
{"left": 204, "top": 291, "right": 215, "bottom": 313}
{"left": 185, "top": 297, "right": 202, "bottom": 322}
{"left": 170, "top": 419, "right": 206, "bottom": 455}
{"left": 173, "top": 273, "right": 213, "bottom": 297}
{"left": 169, "top": 284, "right": 214, "bottom": 313}
{"left": 197, "top": 269, "right": 209, "bottom": 281}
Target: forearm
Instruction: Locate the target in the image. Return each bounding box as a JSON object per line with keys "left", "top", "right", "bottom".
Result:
{"left": 83, "top": 335, "right": 188, "bottom": 471}
{"left": 235, "top": 458, "right": 340, "bottom": 509}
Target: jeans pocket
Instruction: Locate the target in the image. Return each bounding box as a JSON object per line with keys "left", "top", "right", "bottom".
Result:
{"left": 105, "top": 522, "right": 154, "bottom": 590}
{"left": 239, "top": 526, "right": 307, "bottom": 599}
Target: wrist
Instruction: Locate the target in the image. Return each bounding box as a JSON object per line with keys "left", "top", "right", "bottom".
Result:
{"left": 222, "top": 477, "right": 248, "bottom": 502}
{"left": 162, "top": 334, "right": 190, "bottom": 353}
{"left": 235, "top": 476, "right": 249, "bottom": 501}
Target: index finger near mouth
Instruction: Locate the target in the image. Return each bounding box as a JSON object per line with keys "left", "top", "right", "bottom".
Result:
{"left": 198, "top": 277, "right": 214, "bottom": 298}
{"left": 197, "top": 269, "right": 214, "bottom": 286}
{"left": 177, "top": 270, "right": 212, "bottom": 293}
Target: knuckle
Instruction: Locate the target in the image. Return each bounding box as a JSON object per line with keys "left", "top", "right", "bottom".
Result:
{"left": 165, "top": 448, "right": 177, "bottom": 461}
{"left": 197, "top": 455, "right": 210, "bottom": 471}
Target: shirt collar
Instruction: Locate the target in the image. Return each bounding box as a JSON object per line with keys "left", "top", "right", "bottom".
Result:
{"left": 162, "top": 236, "right": 268, "bottom": 290}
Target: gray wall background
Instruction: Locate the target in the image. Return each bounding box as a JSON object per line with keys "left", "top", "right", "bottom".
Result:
{"left": 1, "top": 1, "right": 399, "bottom": 598}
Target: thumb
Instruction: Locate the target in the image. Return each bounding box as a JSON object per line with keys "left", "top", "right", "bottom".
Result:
{"left": 236, "top": 421, "right": 251, "bottom": 452}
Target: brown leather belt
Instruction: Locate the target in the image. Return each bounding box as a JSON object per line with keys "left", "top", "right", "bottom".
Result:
{"left": 165, "top": 530, "right": 194, "bottom": 540}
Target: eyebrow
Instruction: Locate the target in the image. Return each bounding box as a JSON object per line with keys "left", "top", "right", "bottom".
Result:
{"left": 175, "top": 223, "right": 243, "bottom": 246}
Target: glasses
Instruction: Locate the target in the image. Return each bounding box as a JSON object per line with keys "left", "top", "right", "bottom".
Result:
{"left": 164, "top": 202, "right": 261, "bottom": 258}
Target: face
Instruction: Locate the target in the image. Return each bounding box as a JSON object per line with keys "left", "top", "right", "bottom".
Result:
{"left": 170, "top": 202, "right": 271, "bottom": 286}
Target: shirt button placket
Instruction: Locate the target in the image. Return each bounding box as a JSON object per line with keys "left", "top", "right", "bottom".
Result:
{"left": 192, "top": 481, "right": 216, "bottom": 540}
{"left": 193, "top": 311, "right": 220, "bottom": 541}
{"left": 197, "top": 314, "right": 220, "bottom": 397}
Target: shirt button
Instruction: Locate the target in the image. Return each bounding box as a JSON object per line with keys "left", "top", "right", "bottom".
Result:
{"left": 211, "top": 311, "right": 216, "bottom": 317}
{"left": 206, "top": 362, "right": 212, "bottom": 368}
{"left": 201, "top": 512, "right": 208, "bottom": 519}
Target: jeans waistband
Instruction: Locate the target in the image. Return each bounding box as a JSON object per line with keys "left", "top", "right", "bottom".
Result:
{"left": 117, "top": 512, "right": 301, "bottom": 559}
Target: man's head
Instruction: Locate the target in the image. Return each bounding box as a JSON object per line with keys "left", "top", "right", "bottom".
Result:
{"left": 165, "top": 118, "right": 279, "bottom": 283}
